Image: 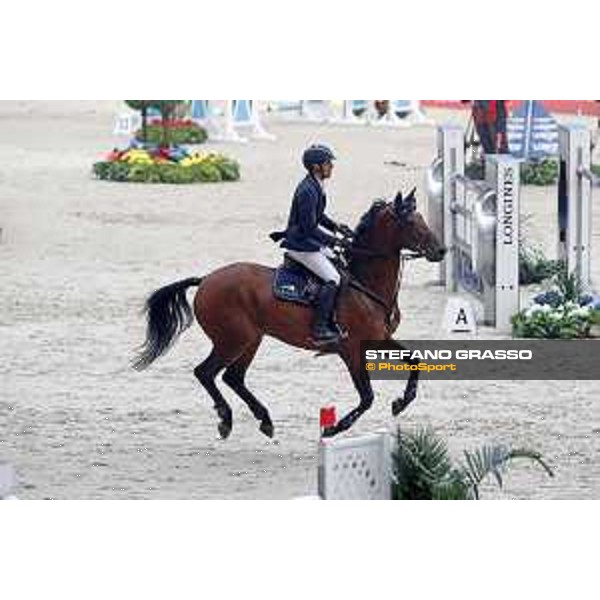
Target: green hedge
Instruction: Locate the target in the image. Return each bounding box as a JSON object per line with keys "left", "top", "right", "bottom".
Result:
{"left": 520, "top": 158, "right": 558, "bottom": 186}
{"left": 93, "top": 159, "right": 240, "bottom": 184}
{"left": 467, "top": 158, "right": 559, "bottom": 186}
{"left": 135, "top": 123, "right": 208, "bottom": 145}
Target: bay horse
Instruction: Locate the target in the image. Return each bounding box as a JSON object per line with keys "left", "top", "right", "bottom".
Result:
{"left": 133, "top": 189, "right": 446, "bottom": 438}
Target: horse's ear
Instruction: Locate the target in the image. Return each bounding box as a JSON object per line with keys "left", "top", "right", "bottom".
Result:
{"left": 394, "top": 187, "right": 417, "bottom": 221}
{"left": 393, "top": 191, "right": 403, "bottom": 209}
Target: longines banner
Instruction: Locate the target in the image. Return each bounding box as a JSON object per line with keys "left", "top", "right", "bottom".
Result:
{"left": 361, "top": 340, "right": 600, "bottom": 380}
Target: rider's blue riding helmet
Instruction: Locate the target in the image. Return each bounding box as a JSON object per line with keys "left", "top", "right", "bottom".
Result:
{"left": 302, "top": 144, "right": 336, "bottom": 170}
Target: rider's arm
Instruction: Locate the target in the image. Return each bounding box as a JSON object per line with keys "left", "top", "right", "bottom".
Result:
{"left": 297, "top": 189, "right": 337, "bottom": 246}
{"left": 319, "top": 213, "right": 339, "bottom": 233}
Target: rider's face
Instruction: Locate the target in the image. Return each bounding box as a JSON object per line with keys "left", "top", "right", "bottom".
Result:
{"left": 319, "top": 161, "right": 334, "bottom": 179}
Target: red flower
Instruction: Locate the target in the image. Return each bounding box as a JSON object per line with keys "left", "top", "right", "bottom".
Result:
{"left": 106, "top": 150, "right": 122, "bottom": 161}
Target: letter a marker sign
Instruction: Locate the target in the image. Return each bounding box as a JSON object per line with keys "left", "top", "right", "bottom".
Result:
{"left": 444, "top": 296, "right": 477, "bottom": 333}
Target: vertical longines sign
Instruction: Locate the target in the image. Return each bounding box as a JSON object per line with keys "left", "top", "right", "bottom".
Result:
{"left": 501, "top": 164, "right": 515, "bottom": 246}
{"left": 491, "top": 155, "right": 520, "bottom": 329}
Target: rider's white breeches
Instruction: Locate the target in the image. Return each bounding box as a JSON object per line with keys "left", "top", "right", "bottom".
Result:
{"left": 286, "top": 248, "right": 341, "bottom": 285}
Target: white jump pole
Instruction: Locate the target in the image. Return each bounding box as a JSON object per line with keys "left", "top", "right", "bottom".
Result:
{"left": 215, "top": 100, "right": 247, "bottom": 143}
{"left": 558, "top": 123, "right": 593, "bottom": 289}
{"left": 329, "top": 100, "right": 366, "bottom": 125}
{"left": 231, "top": 100, "right": 276, "bottom": 141}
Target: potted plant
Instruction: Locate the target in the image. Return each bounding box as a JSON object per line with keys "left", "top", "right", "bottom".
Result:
{"left": 391, "top": 426, "right": 554, "bottom": 500}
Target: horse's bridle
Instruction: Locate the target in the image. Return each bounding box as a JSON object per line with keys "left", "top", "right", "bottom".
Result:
{"left": 334, "top": 201, "right": 430, "bottom": 328}
{"left": 344, "top": 199, "right": 431, "bottom": 263}
{"left": 337, "top": 244, "right": 416, "bottom": 331}
{"left": 346, "top": 244, "right": 423, "bottom": 262}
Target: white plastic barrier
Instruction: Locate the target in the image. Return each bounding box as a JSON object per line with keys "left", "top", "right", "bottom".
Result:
{"left": 270, "top": 100, "right": 432, "bottom": 127}
{"left": 231, "top": 100, "right": 276, "bottom": 141}
{"left": 190, "top": 100, "right": 275, "bottom": 143}
{"left": 318, "top": 432, "right": 391, "bottom": 500}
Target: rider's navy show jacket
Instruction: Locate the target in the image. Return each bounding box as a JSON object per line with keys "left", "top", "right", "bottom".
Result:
{"left": 270, "top": 174, "right": 337, "bottom": 252}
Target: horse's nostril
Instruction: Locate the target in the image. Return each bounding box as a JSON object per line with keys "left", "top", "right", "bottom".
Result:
{"left": 428, "top": 246, "right": 447, "bottom": 262}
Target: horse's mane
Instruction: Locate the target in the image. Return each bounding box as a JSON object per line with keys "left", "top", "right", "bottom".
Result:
{"left": 352, "top": 199, "right": 388, "bottom": 245}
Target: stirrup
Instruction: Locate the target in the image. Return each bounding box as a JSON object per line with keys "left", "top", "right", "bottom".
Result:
{"left": 311, "top": 324, "right": 346, "bottom": 347}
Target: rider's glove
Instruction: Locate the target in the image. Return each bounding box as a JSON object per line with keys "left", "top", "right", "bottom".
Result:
{"left": 337, "top": 223, "right": 354, "bottom": 238}
{"left": 334, "top": 237, "right": 353, "bottom": 252}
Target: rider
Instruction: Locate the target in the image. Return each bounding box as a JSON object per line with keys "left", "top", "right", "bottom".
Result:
{"left": 270, "top": 144, "right": 352, "bottom": 345}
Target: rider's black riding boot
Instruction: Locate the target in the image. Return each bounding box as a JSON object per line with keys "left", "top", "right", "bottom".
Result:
{"left": 313, "top": 281, "right": 342, "bottom": 345}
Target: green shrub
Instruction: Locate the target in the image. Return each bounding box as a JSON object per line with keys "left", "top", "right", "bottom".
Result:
{"left": 519, "top": 247, "right": 563, "bottom": 285}
{"left": 134, "top": 123, "right": 208, "bottom": 145}
{"left": 127, "top": 164, "right": 159, "bottom": 183}
{"left": 92, "top": 159, "right": 240, "bottom": 185}
{"left": 94, "top": 161, "right": 129, "bottom": 182}
{"left": 512, "top": 303, "right": 593, "bottom": 339}
{"left": 466, "top": 157, "right": 558, "bottom": 186}
{"left": 217, "top": 160, "right": 241, "bottom": 181}
{"left": 193, "top": 162, "right": 222, "bottom": 182}
{"left": 520, "top": 158, "right": 558, "bottom": 186}
{"left": 391, "top": 426, "right": 553, "bottom": 500}
{"left": 518, "top": 215, "right": 562, "bottom": 285}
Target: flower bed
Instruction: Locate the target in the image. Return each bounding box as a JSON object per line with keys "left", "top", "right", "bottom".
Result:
{"left": 512, "top": 301, "right": 597, "bottom": 339}
{"left": 136, "top": 119, "right": 208, "bottom": 145}
{"left": 512, "top": 272, "right": 600, "bottom": 338}
{"left": 93, "top": 145, "right": 240, "bottom": 184}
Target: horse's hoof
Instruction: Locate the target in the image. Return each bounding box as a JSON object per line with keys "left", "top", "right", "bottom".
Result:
{"left": 259, "top": 421, "right": 274, "bottom": 438}
{"left": 392, "top": 399, "right": 406, "bottom": 416}
{"left": 218, "top": 421, "right": 232, "bottom": 439}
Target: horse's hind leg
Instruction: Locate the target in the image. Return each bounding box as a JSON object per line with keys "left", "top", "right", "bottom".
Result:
{"left": 194, "top": 350, "right": 233, "bottom": 439}
{"left": 222, "top": 338, "right": 274, "bottom": 438}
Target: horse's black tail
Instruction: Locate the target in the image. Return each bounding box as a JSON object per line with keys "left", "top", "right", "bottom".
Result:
{"left": 132, "top": 277, "right": 203, "bottom": 371}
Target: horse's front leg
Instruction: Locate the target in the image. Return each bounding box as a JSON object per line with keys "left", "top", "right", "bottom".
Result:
{"left": 321, "top": 352, "right": 374, "bottom": 438}
{"left": 387, "top": 339, "right": 419, "bottom": 416}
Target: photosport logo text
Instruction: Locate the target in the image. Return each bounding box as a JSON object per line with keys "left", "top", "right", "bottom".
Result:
{"left": 360, "top": 341, "right": 600, "bottom": 381}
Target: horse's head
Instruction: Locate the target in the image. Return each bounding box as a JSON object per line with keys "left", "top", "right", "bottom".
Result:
{"left": 391, "top": 188, "right": 446, "bottom": 261}
{"left": 351, "top": 189, "right": 446, "bottom": 262}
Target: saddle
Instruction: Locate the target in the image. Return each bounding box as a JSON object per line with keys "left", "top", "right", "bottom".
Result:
{"left": 272, "top": 254, "right": 322, "bottom": 305}
{"left": 272, "top": 253, "right": 393, "bottom": 336}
